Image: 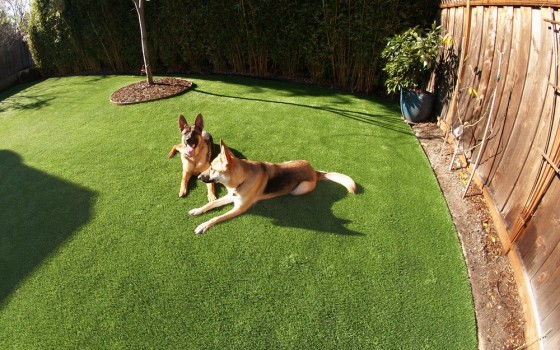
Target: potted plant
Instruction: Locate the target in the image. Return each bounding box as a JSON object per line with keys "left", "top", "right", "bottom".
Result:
{"left": 381, "top": 22, "right": 445, "bottom": 123}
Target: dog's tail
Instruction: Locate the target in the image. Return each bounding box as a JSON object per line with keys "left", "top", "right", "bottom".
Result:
{"left": 317, "top": 171, "right": 357, "bottom": 194}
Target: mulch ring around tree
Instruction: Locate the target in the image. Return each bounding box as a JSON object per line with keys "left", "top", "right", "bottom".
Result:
{"left": 109, "top": 77, "right": 192, "bottom": 105}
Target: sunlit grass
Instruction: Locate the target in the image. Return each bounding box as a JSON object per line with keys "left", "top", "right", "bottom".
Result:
{"left": 0, "top": 75, "right": 476, "bottom": 349}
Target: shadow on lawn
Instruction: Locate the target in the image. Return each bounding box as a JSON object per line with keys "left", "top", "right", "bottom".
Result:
{"left": 193, "top": 88, "right": 407, "bottom": 135}
{"left": 0, "top": 150, "right": 95, "bottom": 305}
{"left": 0, "top": 80, "right": 54, "bottom": 113}
{"left": 249, "top": 181, "right": 363, "bottom": 236}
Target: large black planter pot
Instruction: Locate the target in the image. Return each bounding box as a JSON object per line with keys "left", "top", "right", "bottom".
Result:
{"left": 399, "top": 89, "right": 436, "bottom": 124}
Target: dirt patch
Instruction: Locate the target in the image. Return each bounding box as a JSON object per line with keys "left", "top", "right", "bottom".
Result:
{"left": 412, "top": 121, "right": 526, "bottom": 350}
{"left": 109, "top": 77, "right": 192, "bottom": 105}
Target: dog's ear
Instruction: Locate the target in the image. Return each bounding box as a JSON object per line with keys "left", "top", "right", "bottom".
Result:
{"left": 194, "top": 113, "right": 204, "bottom": 130}
{"left": 178, "top": 114, "right": 188, "bottom": 131}
{"left": 220, "top": 140, "right": 235, "bottom": 165}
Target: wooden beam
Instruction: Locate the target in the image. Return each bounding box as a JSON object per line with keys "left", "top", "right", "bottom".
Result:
{"left": 544, "top": 18, "right": 560, "bottom": 24}
{"left": 441, "top": 1, "right": 560, "bottom": 8}
{"left": 537, "top": 147, "right": 560, "bottom": 174}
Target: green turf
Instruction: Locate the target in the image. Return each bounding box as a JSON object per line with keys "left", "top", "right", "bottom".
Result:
{"left": 0, "top": 75, "right": 476, "bottom": 349}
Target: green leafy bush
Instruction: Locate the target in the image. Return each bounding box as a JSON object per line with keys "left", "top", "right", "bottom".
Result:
{"left": 381, "top": 22, "right": 444, "bottom": 94}
{"left": 27, "top": 0, "right": 440, "bottom": 93}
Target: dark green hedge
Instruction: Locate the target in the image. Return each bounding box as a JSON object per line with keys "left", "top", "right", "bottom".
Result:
{"left": 28, "top": 0, "right": 439, "bottom": 94}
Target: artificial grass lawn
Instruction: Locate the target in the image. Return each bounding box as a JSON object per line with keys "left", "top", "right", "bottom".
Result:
{"left": 0, "top": 75, "right": 476, "bottom": 349}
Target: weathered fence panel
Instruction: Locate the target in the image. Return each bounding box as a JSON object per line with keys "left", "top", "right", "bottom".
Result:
{"left": 439, "top": 1, "right": 560, "bottom": 349}
{"left": 0, "top": 40, "right": 34, "bottom": 91}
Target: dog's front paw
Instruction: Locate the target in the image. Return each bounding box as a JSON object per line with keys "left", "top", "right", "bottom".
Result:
{"left": 207, "top": 192, "right": 217, "bottom": 202}
{"left": 168, "top": 148, "right": 177, "bottom": 158}
{"left": 194, "top": 221, "right": 212, "bottom": 234}
{"left": 179, "top": 187, "right": 188, "bottom": 197}
{"left": 189, "top": 207, "right": 204, "bottom": 216}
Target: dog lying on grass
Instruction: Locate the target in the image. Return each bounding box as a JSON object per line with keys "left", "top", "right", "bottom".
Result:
{"left": 188, "top": 140, "right": 356, "bottom": 234}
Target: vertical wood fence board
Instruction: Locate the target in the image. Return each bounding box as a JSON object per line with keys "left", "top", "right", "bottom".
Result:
{"left": 483, "top": 6, "right": 520, "bottom": 188}
{"left": 504, "top": 10, "right": 558, "bottom": 233}
{"left": 438, "top": 8, "right": 453, "bottom": 119}
{"left": 458, "top": 5, "right": 484, "bottom": 145}
{"left": 487, "top": 6, "right": 533, "bottom": 213}
{"left": 478, "top": 6, "right": 516, "bottom": 184}
{"left": 451, "top": 6, "right": 466, "bottom": 119}
{"left": 501, "top": 8, "right": 553, "bottom": 226}
{"left": 470, "top": 7, "right": 499, "bottom": 155}
{"left": 541, "top": 304, "right": 560, "bottom": 350}
{"left": 439, "top": 7, "right": 455, "bottom": 118}
{"left": 461, "top": 6, "right": 496, "bottom": 152}
{"left": 480, "top": 7, "right": 521, "bottom": 186}
{"left": 517, "top": 180, "right": 560, "bottom": 280}
{"left": 486, "top": 7, "right": 531, "bottom": 204}
{"left": 452, "top": 6, "right": 465, "bottom": 60}
{"left": 454, "top": 7, "right": 485, "bottom": 144}
{"left": 528, "top": 239, "right": 560, "bottom": 323}
{"left": 450, "top": 6, "right": 479, "bottom": 129}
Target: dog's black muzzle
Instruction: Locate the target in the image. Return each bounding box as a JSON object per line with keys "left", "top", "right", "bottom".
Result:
{"left": 198, "top": 174, "right": 214, "bottom": 184}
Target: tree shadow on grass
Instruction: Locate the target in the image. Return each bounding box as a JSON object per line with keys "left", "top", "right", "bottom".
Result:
{"left": 0, "top": 150, "right": 96, "bottom": 305}
{"left": 192, "top": 86, "right": 408, "bottom": 136}
{"left": 0, "top": 80, "right": 54, "bottom": 113}
{"left": 248, "top": 181, "right": 364, "bottom": 236}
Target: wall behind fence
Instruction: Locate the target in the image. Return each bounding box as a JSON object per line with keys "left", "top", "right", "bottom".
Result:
{"left": 439, "top": 2, "right": 560, "bottom": 349}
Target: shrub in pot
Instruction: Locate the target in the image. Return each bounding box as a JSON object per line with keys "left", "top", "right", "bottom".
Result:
{"left": 381, "top": 22, "right": 445, "bottom": 123}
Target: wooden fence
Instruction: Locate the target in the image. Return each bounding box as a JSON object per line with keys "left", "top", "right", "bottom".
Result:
{"left": 438, "top": 1, "right": 560, "bottom": 349}
{"left": 0, "top": 40, "right": 34, "bottom": 91}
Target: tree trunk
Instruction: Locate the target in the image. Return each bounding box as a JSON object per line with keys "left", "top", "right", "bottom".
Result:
{"left": 132, "top": 0, "right": 154, "bottom": 85}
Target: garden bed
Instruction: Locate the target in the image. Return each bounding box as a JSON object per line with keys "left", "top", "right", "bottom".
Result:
{"left": 412, "top": 122, "right": 526, "bottom": 350}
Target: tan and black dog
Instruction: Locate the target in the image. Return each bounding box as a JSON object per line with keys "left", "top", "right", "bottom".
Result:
{"left": 168, "top": 113, "right": 216, "bottom": 202}
{"left": 188, "top": 140, "right": 356, "bottom": 234}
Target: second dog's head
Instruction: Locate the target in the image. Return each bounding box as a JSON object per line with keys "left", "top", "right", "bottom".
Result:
{"left": 179, "top": 113, "right": 204, "bottom": 158}
{"left": 198, "top": 140, "right": 235, "bottom": 186}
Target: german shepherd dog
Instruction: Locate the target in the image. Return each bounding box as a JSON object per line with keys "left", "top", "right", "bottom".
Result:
{"left": 188, "top": 140, "right": 356, "bottom": 234}
{"left": 168, "top": 113, "right": 216, "bottom": 202}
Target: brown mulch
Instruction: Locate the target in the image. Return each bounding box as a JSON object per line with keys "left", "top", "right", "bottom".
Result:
{"left": 109, "top": 77, "right": 192, "bottom": 105}
{"left": 108, "top": 80, "right": 527, "bottom": 349}
{"left": 412, "top": 121, "right": 526, "bottom": 350}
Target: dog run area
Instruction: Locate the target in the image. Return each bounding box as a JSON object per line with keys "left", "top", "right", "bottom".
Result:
{"left": 0, "top": 75, "right": 494, "bottom": 348}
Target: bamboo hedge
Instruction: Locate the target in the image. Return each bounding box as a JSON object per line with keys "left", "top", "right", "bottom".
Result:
{"left": 28, "top": 0, "right": 440, "bottom": 94}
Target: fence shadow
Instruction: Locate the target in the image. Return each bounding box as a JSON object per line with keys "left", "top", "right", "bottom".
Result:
{"left": 0, "top": 150, "right": 95, "bottom": 304}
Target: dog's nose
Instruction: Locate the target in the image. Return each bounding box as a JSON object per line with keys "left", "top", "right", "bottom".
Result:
{"left": 198, "top": 174, "right": 212, "bottom": 183}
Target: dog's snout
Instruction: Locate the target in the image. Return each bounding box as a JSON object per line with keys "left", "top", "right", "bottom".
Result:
{"left": 198, "top": 173, "right": 213, "bottom": 183}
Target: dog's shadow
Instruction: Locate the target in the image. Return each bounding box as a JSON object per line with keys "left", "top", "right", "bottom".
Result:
{"left": 247, "top": 181, "right": 363, "bottom": 236}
